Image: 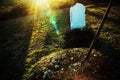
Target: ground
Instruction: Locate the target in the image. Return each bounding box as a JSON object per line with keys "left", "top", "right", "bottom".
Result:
{"left": 0, "top": 3, "right": 120, "bottom": 80}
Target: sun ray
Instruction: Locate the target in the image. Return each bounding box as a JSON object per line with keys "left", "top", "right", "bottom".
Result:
{"left": 28, "top": 0, "right": 65, "bottom": 35}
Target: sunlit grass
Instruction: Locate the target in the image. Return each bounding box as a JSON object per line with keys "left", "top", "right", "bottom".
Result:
{"left": 28, "top": 0, "right": 63, "bottom": 36}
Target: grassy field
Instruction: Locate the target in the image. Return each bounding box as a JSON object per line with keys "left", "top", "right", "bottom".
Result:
{"left": 0, "top": 3, "right": 120, "bottom": 80}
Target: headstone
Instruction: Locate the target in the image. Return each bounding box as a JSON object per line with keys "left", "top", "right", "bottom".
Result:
{"left": 70, "top": 3, "right": 86, "bottom": 30}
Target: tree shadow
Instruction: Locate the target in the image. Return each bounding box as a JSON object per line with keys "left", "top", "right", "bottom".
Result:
{"left": 0, "top": 17, "right": 33, "bottom": 80}
{"left": 86, "top": 9, "right": 120, "bottom": 25}
{"left": 84, "top": 39, "right": 120, "bottom": 80}
{"left": 62, "top": 28, "right": 120, "bottom": 80}
{"left": 43, "top": 32, "right": 54, "bottom": 47}
{"left": 0, "top": 4, "right": 29, "bottom": 21}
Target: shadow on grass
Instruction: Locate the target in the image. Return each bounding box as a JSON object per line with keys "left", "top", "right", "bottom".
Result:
{"left": 43, "top": 32, "right": 54, "bottom": 47}
{"left": 0, "top": 18, "right": 33, "bottom": 80}
{"left": 0, "top": 5, "right": 29, "bottom": 21}
{"left": 86, "top": 9, "right": 120, "bottom": 25}
{"left": 86, "top": 6, "right": 120, "bottom": 79}
{"left": 62, "top": 28, "right": 120, "bottom": 80}
{"left": 62, "top": 28, "right": 98, "bottom": 49}
{"left": 86, "top": 39, "right": 120, "bottom": 80}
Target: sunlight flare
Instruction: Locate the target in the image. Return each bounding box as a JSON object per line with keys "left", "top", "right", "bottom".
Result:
{"left": 29, "top": 0, "right": 60, "bottom": 35}
{"left": 36, "top": 0, "right": 43, "bottom": 3}
{"left": 50, "top": 16, "right": 60, "bottom": 35}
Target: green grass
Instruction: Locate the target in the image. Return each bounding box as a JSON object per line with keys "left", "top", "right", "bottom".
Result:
{"left": 0, "top": 4, "right": 120, "bottom": 80}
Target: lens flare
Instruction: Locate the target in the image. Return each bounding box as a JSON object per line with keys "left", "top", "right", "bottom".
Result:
{"left": 31, "top": 0, "right": 60, "bottom": 35}
{"left": 50, "top": 16, "right": 57, "bottom": 24}
{"left": 50, "top": 16, "right": 60, "bottom": 35}
{"left": 53, "top": 24, "right": 60, "bottom": 35}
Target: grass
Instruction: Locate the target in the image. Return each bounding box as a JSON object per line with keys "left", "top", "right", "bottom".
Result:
{"left": 0, "top": 3, "right": 120, "bottom": 80}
